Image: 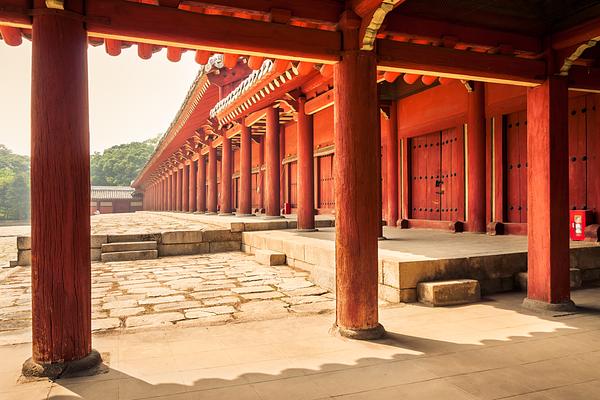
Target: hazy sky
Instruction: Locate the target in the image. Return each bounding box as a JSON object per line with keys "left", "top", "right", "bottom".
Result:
{"left": 0, "top": 40, "right": 200, "bottom": 156}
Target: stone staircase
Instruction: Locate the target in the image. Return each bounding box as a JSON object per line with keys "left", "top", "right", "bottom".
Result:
{"left": 100, "top": 241, "right": 158, "bottom": 262}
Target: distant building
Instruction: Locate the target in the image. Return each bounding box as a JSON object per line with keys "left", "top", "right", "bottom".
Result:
{"left": 90, "top": 186, "right": 143, "bottom": 215}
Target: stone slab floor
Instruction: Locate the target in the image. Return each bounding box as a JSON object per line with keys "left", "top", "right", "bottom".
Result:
{"left": 2, "top": 288, "right": 600, "bottom": 399}
{"left": 0, "top": 252, "right": 335, "bottom": 345}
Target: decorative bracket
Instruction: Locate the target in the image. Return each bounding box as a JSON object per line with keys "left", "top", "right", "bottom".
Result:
{"left": 360, "top": 0, "right": 403, "bottom": 51}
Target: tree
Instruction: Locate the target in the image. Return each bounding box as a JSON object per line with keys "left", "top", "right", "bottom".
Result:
{"left": 0, "top": 146, "right": 30, "bottom": 220}
{"left": 90, "top": 135, "right": 159, "bottom": 186}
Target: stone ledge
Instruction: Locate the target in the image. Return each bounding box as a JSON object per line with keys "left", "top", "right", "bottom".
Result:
{"left": 158, "top": 243, "right": 209, "bottom": 257}
{"left": 101, "top": 250, "right": 158, "bottom": 263}
{"left": 417, "top": 279, "right": 481, "bottom": 307}
{"left": 255, "top": 249, "right": 286, "bottom": 266}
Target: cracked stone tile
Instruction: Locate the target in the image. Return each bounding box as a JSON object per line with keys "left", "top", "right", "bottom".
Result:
{"left": 92, "top": 318, "right": 121, "bottom": 331}
{"left": 231, "top": 286, "right": 275, "bottom": 294}
{"left": 138, "top": 295, "right": 186, "bottom": 305}
{"left": 125, "top": 312, "right": 185, "bottom": 327}
{"left": 201, "top": 296, "right": 240, "bottom": 306}
{"left": 109, "top": 307, "right": 145, "bottom": 318}
{"left": 102, "top": 299, "right": 139, "bottom": 310}
{"left": 240, "top": 291, "right": 286, "bottom": 301}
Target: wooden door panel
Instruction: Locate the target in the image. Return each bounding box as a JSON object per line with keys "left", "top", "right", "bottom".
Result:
{"left": 587, "top": 94, "right": 600, "bottom": 219}
{"left": 289, "top": 162, "right": 298, "bottom": 208}
{"left": 440, "top": 129, "right": 453, "bottom": 221}
{"left": 569, "top": 96, "right": 588, "bottom": 210}
{"left": 426, "top": 132, "right": 441, "bottom": 220}
{"left": 318, "top": 155, "right": 334, "bottom": 209}
{"left": 505, "top": 111, "right": 528, "bottom": 223}
{"left": 517, "top": 111, "right": 528, "bottom": 222}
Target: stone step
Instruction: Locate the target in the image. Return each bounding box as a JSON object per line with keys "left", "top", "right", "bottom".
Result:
{"left": 101, "top": 250, "right": 158, "bottom": 263}
{"left": 102, "top": 241, "right": 157, "bottom": 253}
{"left": 417, "top": 279, "right": 481, "bottom": 307}
{"left": 255, "top": 249, "right": 286, "bottom": 266}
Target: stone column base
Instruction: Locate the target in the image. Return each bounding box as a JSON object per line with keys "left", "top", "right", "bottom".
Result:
{"left": 22, "top": 349, "right": 103, "bottom": 379}
{"left": 297, "top": 228, "right": 319, "bottom": 233}
{"left": 218, "top": 212, "right": 234, "bottom": 216}
{"left": 262, "top": 215, "right": 284, "bottom": 220}
{"left": 522, "top": 298, "right": 577, "bottom": 313}
{"left": 236, "top": 213, "right": 255, "bottom": 217}
{"left": 332, "top": 323, "right": 385, "bottom": 340}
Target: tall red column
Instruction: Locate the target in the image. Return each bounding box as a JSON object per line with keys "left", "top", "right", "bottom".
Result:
{"left": 26, "top": 0, "right": 100, "bottom": 374}
{"left": 259, "top": 139, "right": 265, "bottom": 212}
{"left": 239, "top": 124, "right": 253, "bottom": 215}
{"left": 162, "top": 177, "right": 166, "bottom": 210}
{"left": 207, "top": 146, "right": 218, "bottom": 214}
{"left": 524, "top": 76, "right": 573, "bottom": 311}
{"left": 265, "top": 107, "right": 281, "bottom": 218}
{"left": 467, "top": 81, "right": 486, "bottom": 232}
{"left": 297, "top": 97, "right": 316, "bottom": 231}
{"left": 385, "top": 103, "right": 399, "bottom": 227}
{"left": 220, "top": 137, "right": 233, "bottom": 215}
{"left": 376, "top": 108, "right": 385, "bottom": 239}
{"left": 279, "top": 125, "right": 286, "bottom": 209}
{"left": 169, "top": 173, "right": 174, "bottom": 210}
{"left": 182, "top": 163, "right": 190, "bottom": 212}
{"left": 333, "top": 12, "right": 383, "bottom": 339}
{"left": 175, "top": 168, "right": 182, "bottom": 211}
{"left": 189, "top": 160, "right": 197, "bottom": 212}
{"left": 197, "top": 155, "right": 207, "bottom": 212}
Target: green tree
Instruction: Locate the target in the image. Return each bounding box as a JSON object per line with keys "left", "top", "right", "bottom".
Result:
{"left": 0, "top": 146, "right": 30, "bottom": 220}
{"left": 91, "top": 135, "right": 160, "bottom": 186}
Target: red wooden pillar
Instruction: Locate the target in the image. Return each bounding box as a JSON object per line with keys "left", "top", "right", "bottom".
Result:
{"left": 385, "top": 102, "right": 399, "bottom": 227}
{"left": 265, "top": 107, "right": 281, "bottom": 218}
{"left": 175, "top": 168, "right": 182, "bottom": 211}
{"left": 279, "top": 125, "right": 286, "bottom": 209}
{"left": 467, "top": 81, "right": 486, "bottom": 232}
{"left": 207, "top": 146, "right": 218, "bottom": 214}
{"left": 168, "top": 173, "right": 174, "bottom": 210}
{"left": 333, "top": 11, "right": 384, "bottom": 339}
{"left": 259, "top": 139, "right": 265, "bottom": 212}
{"left": 161, "top": 177, "right": 166, "bottom": 210}
{"left": 163, "top": 176, "right": 167, "bottom": 210}
{"left": 524, "top": 76, "right": 574, "bottom": 310}
{"left": 189, "top": 160, "right": 197, "bottom": 212}
{"left": 239, "top": 124, "right": 253, "bottom": 215}
{"left": 220, "top": 137, "right": 233, "bottom": 215}
{"left": 26, "top": 0, "right": 100, "bottom": 375}
{"left": 197, "top": 155, "right": 207, "bottom": 212}
{"left": 182, "top": 164, "right": 190, "bottom": 212}
{"left": 376, "top": 108, "right": 385, "bottom": 239}
{"left": 297, "top": 97, "right": 316, "bottom": 231}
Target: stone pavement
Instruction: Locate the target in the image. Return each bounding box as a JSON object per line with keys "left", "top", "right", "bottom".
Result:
{"left": 0, "top": 251, "right": 335, "bottom": 345}
{"left": 2, "top": 288, "right": 600, "bottom": 399}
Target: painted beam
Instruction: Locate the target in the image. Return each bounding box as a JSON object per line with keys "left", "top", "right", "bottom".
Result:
{"left": 305, "top": 89, "right": 334, "bottom": 115}
{"left": 0, "top": 0, "right": 30, "bottom": 27}
{"left": 377, "top": 39, "right": 546, "bottom": 86}
{"left": 183, "top": 0, "right": 343, "bottom": 24}
{"left": 85, "top": 0, "right": 341, "bottom": 63}
{"left": 383, "top": 14, "right": 542, "bottom": 54}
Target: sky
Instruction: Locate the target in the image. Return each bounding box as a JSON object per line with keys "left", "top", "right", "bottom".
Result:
{"left": 0, "top": 40, "right": 201, "bottom": 156}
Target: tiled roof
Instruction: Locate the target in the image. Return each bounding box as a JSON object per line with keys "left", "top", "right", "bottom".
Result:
{"left": 91, "top": 186, "right": 140, "bottom": 201}
{"left": 209, "top": 59, "right": 274, "bottom": 119}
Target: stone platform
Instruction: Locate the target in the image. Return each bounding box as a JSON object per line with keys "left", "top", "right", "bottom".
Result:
{"left": 241, "top": 226, "right": 600, "bottom": 303}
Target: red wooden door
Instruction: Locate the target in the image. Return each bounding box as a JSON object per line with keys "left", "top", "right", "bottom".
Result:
{"left": 440, "top": 127, "right": 465, "bottom": 221}
{"left": 410, "top": 132, "right": 440, "bottom": 220}
{"left": 504, "top": 111, "right": 528, "bottom": 223}
{"left": 587, "top": 94, "right": 600, "bottom": 219}
{"left": 318, "top": 155, "right": 334, "bottom": 209}
{"left": 569, "top": 96, "right": 588, "bottom": 211}
{"left": 251, "top": 172, "right": 259, "bottom": 210}
{"left": 289, "top": 162, "right": 298, "bottom": 208}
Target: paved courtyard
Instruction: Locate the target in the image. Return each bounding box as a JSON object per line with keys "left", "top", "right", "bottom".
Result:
{"left": 0, "top": 251, "right": 335, "bottom": 345}
{"left": 2, "top": 288, "right": 600, "bottom": 399}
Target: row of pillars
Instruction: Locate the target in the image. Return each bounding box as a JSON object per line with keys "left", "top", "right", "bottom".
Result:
{"left": 27, "top": 6, "right": 572, "bottom": 372}
{"left": 144, "top": 101, "right": 316, "bottom": 230}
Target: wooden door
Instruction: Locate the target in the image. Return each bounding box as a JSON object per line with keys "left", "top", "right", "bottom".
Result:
{"left": 288, "top": 162, "right": 298, "bottom": 208}
{"left": 251, "top": 172, "right": 259, "bottom": 210}
{"left": 440, "top": 127, "right": 465, "bottom": 221}
{"left": 504, "top": 111, "right": 528, "bottom": 223}
{"left": 318, "top": 154, "right": 334, "bottom": 209}
{"left": 569, "top": 96, "right": 588, "bottom": 211}
{"left": 587, "top": 94, "right": 600, "bottom": 219}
